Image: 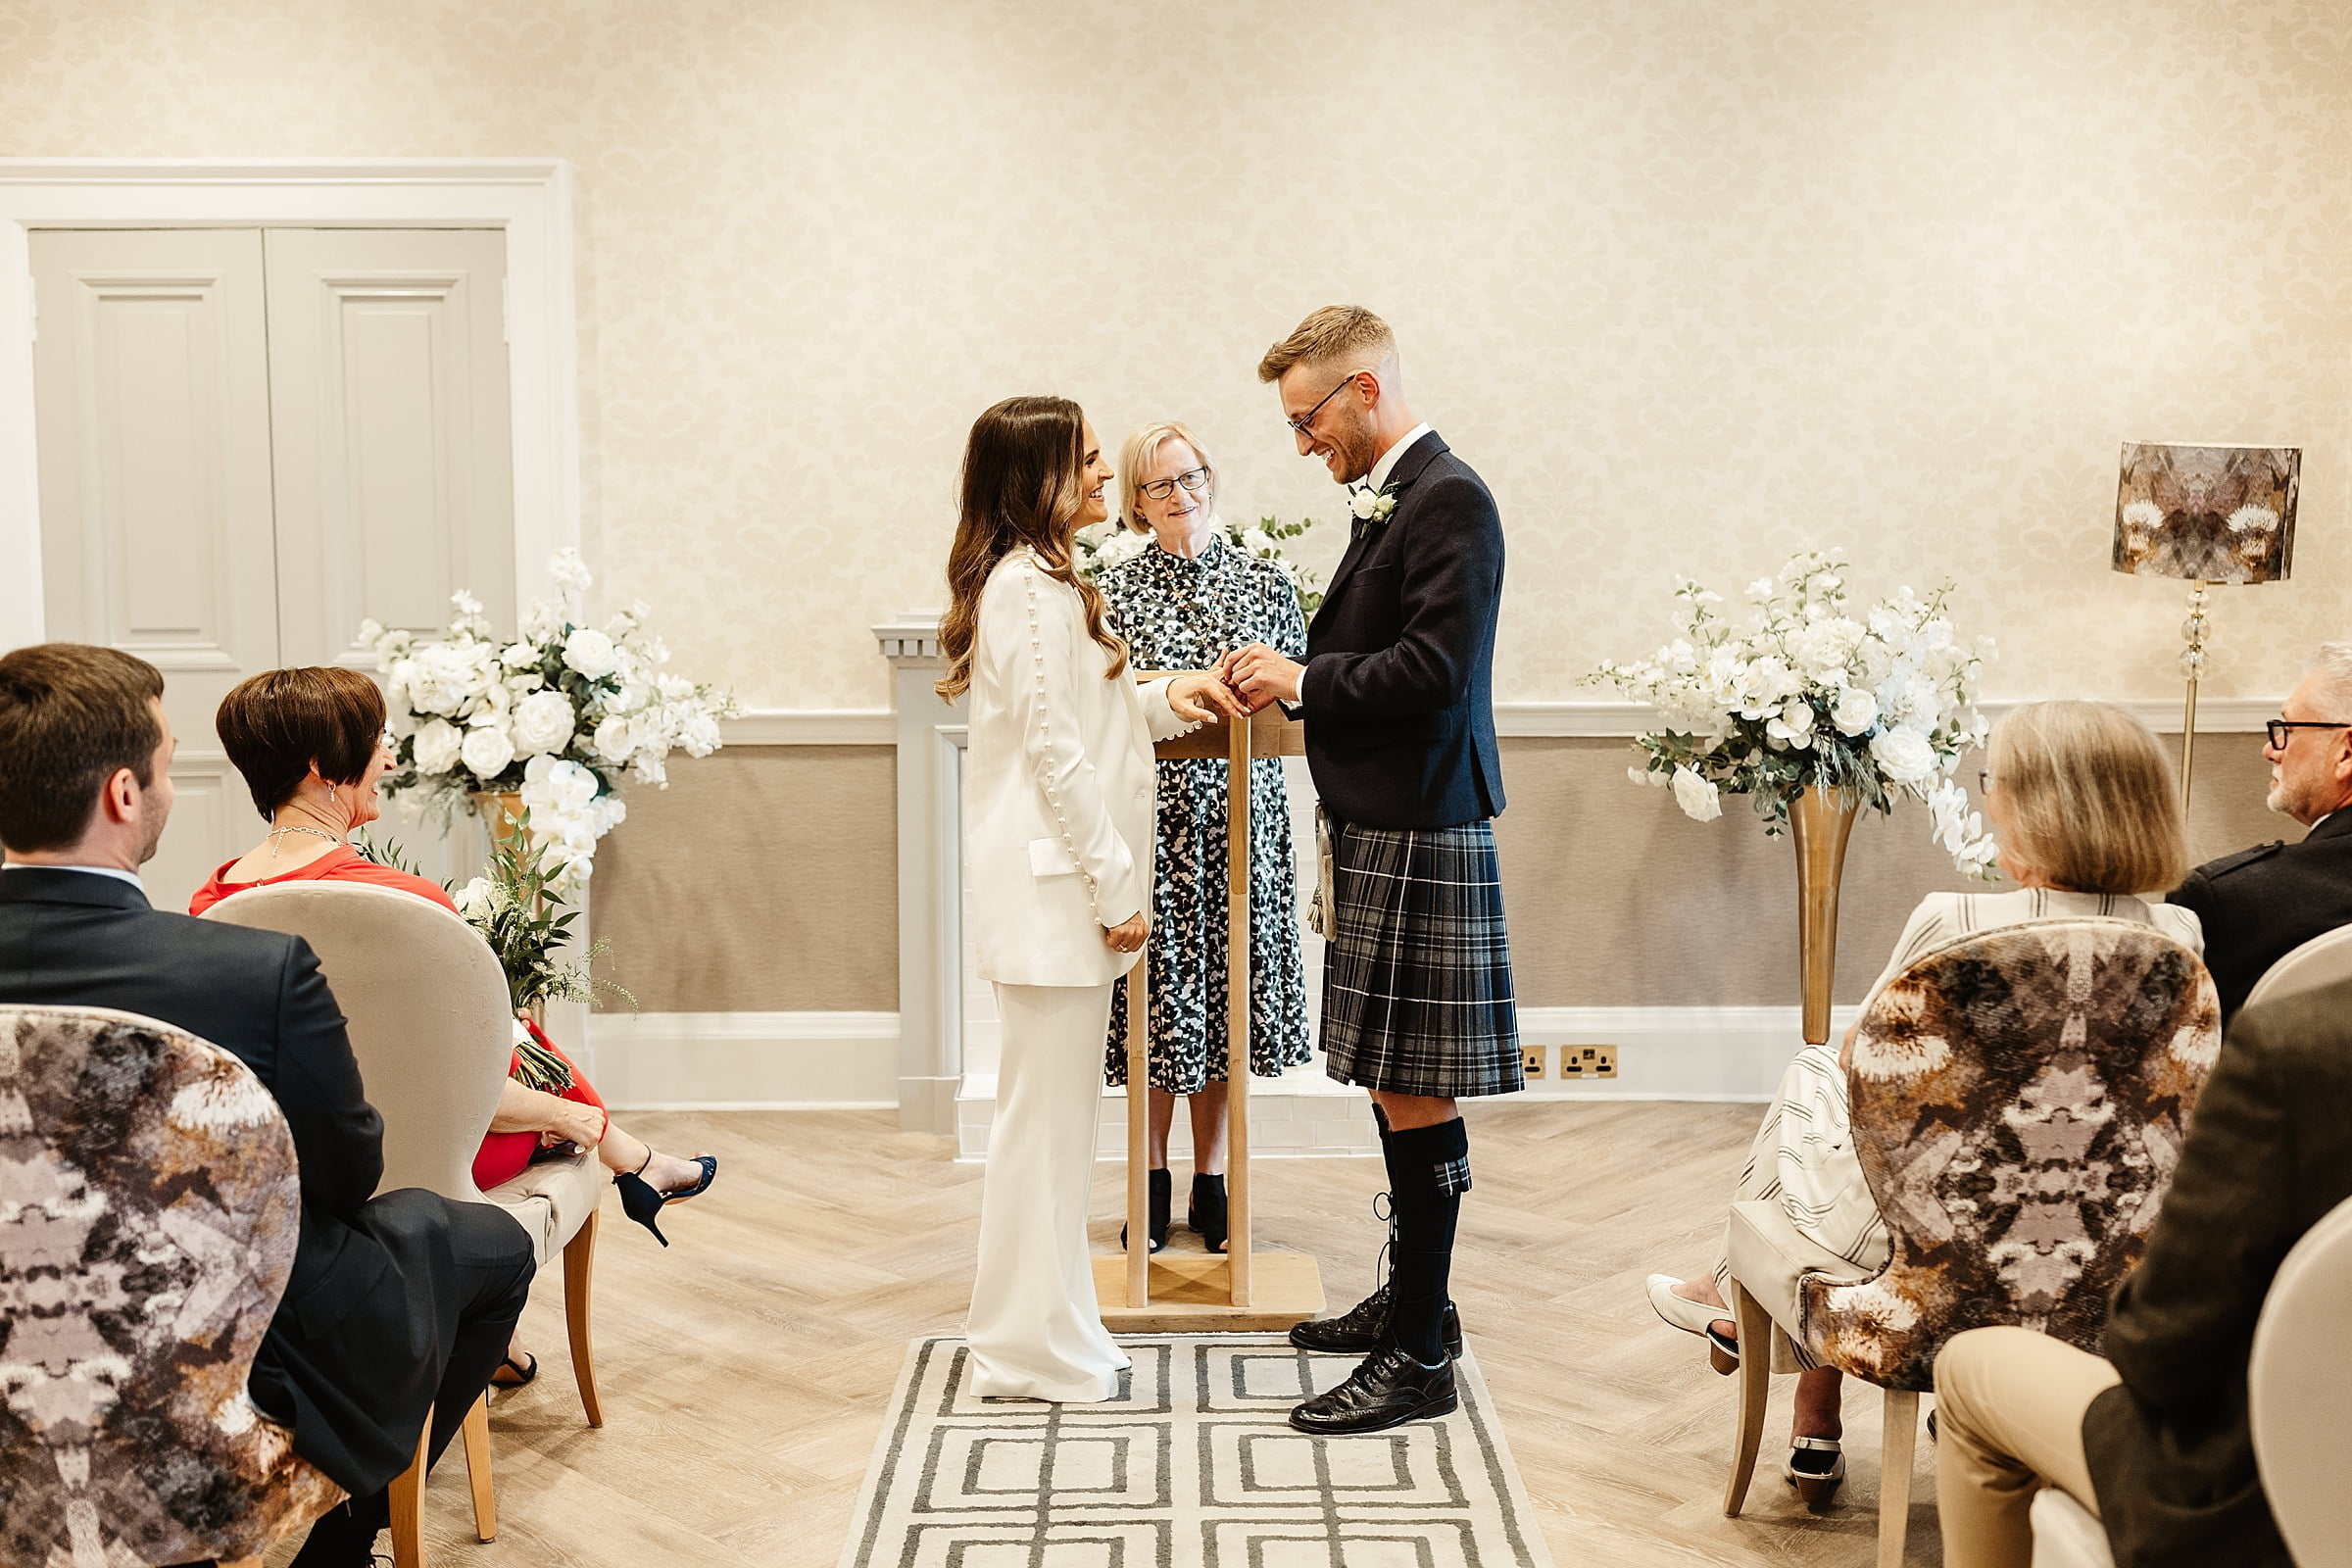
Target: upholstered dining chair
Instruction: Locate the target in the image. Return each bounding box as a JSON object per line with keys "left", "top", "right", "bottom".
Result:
{"left": 1722, "top": 918, "right": 2222, "bottom": 1568}
{"left": 2242, "top": 922, "right": 2352, "bottom": 1011}
{"left": 203, "top": 881, "right": 611, "bottom": 1538}
{"left": 0, "top": 1003, "right": 415, "bottom": 1566}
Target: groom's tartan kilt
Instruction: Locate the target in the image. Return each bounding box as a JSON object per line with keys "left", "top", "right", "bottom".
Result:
{"left": 1320, "top": 817, "right": 1522, "bottom": 1099}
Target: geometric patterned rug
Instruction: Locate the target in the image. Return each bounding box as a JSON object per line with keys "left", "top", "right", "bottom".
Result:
{"left": 838, "top": 1335, "right": 1556, "bottom": 1568}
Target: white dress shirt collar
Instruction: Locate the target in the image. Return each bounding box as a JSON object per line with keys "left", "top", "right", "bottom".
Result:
{"left": 2, "top": 861, "right": 146, "bottom": 892}
{"left": 1367, "top": 422, "right": 1435, "bottom": 493}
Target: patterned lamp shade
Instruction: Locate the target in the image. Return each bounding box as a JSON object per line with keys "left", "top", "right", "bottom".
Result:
{"left": 2113, "top": 442, "right": 2300, "bottom": 585}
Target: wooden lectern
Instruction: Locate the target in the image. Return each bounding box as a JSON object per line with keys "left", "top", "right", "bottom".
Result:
{"left": 1093, "top": 694, "right": 1327, "bottom": 1332}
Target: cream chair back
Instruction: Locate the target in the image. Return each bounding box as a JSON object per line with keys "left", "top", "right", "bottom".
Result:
{"left": 2243, "top": 923, "right": 2352, "bottom": 1012}
{"left": 2249, "top": 1192, "right": 2352, "bottom": 1568}
{"left": 202, "top": 881, "right": 510, "bottom": 1202}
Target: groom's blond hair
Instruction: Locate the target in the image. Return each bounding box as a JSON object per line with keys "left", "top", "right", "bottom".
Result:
{"left": 1257, "top": 305, "right": 1396, "bottom": 383}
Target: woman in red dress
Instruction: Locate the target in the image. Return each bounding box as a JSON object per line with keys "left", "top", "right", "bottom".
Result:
{"left": 196, "top": 666, "right": 716, "bottom": 1384}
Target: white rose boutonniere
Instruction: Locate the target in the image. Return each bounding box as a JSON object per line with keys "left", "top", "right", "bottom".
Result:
{"left": 1348, "top": 482, "right": 1396, "bottom": 523}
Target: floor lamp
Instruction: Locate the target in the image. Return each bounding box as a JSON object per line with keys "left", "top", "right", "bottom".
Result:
{"left": 2112, "top": 442, "right": 2300, "bottom": 808}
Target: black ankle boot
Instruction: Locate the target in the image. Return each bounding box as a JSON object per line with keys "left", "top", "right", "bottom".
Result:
{"left": 1122, "top": 1167, "right": 1171, "bottom": 1252}
{"left": 1189, "top": 1172, "right": 1229, "bottom": 1253}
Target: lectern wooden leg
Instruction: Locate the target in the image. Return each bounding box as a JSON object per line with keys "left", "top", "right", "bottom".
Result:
{"left": 1123, "top": 963, "right": 1151, "bottom": 1307}
{"left": 1226, "top": 711, "right": 1253, "bottom": 1306}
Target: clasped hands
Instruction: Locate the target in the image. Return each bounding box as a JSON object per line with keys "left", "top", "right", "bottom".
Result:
{"left": 1102, "top": 649, "right": 1304, "bottom": 953}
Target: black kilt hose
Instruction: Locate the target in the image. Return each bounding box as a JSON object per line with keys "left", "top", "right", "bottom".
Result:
{"left": 1294, "top": 430, "right": 1520, "bottom": 1100}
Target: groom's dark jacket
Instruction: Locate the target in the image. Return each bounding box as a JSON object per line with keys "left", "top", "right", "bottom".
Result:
{"left": 1298, "top": 431, "right": 1505, "bottom": 830}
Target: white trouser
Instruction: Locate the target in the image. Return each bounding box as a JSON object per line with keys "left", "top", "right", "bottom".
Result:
{"left": 965, "top": 980, "right": 1132, "bottom": 1402}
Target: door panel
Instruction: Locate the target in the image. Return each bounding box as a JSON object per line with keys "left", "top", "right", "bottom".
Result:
{"left": 30, "top": 228, "right": 279, "bottom": 910}
{"left": 265, "top": 228, "right": 514, "bottom": 664}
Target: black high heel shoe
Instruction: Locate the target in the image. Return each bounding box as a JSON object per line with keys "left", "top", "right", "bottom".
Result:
{"left": 1121, "top": 1167, "right": 1171, "bottom": 1252}
{"left": 1189, "top": 1172, "right": 1229, "bottom": 1253}
{"left": 612, "top": 1150, "right": 717, "bottom": 1247}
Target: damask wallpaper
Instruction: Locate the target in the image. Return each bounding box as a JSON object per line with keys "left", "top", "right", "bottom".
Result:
{"left": 5, "top": 0, "right": 2348, "bottom": 709}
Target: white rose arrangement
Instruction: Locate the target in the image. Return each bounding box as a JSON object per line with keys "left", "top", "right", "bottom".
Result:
{"left": 362, "top": 550, "right": 741, "bottom": 889}
{"left": 1074, "top": 513, "right": 1327, "bottom": 616}
{"left": 1590, "top": 549, "right": 1999, "bottom": 877}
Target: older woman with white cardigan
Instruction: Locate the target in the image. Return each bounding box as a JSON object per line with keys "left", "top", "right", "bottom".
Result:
{"left": 939, "top": 396, "right": 1241, "bottom": 1402}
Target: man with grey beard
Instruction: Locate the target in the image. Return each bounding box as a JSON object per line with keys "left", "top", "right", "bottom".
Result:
{"left": 2170, "top": 641, "right": 2352, "bottom": 1021}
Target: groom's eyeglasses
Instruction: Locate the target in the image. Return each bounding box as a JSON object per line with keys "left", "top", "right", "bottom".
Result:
{"left": 2267, "top": 718, "right": 2352, "bottom": 749}
{"left": 1138, "top": 467, "right": 1211, "bottom": 501}
{"left": 1286, "top": 372, "right": 1362, "bottom": 438}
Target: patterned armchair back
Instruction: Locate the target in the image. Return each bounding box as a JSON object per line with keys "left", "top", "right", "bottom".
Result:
{"left": 0, "top": 1005, "right": 343, "bottom": 1566}
{"left": 1796, "top": 919, "right": 2222, "bottom": 1391}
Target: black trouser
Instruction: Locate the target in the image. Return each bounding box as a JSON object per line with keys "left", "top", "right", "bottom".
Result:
{"left": 286, "top": 1199, "right": 535, "bottom": 1566}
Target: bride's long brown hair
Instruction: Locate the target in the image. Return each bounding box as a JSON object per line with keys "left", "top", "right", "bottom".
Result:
{"left": 936, "top": 396, "right": 1129, "bottom": 703}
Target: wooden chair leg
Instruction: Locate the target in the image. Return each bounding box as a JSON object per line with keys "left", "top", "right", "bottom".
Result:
{"left": 387, "top": 1403, "right": 432, "bottom": 1568}
{"left": 1877, "top": 1387, "right": 1921, "bottom": 1568}
{"left": 220, "top": 1558, "right": 264, "bottom": 1567}
{"left": 1723, "top": 1281, "right": 1774, "bottom": 1517}
{"left": 564, "top": 1208, "right": 605, "bottom": 1428}
{"left": 461, "top": 1392, "right": 497, "bottom": 1542}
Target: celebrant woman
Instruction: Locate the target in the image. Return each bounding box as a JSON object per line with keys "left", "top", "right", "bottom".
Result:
{"left": 1095, "top": 420, "right": 1311, "bottom": 1253}
{"left": 194, "top": 664, "right": 719, "bottom": 1386}
{"left": 942, "top": 396, "right": 1243, "bottom": 1402}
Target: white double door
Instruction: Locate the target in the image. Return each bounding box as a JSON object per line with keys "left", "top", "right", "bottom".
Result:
{"left": 31, "top": 226, "right": 514, "bottom": 908}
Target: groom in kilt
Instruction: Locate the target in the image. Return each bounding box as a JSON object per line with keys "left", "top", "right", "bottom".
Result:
{"left": 1225, "top": 305, "right": 1519, "bottom": 1435}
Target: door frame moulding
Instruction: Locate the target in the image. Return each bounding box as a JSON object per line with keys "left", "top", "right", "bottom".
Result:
{"left": 0, "top": 158, "right": 583, "bottom": 646}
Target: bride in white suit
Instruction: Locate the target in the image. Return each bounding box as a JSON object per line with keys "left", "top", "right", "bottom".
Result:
{"left": 938, "top": 395, "right": 1244, "bottom": 1401}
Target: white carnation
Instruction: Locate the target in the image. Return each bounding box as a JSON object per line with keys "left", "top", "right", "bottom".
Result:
{"left": 563, "top": 627, "right": 618, "bottom": 679}
{"left": 1671, "top": 765, "right": 1723, "bottom": 822}
{"left": 1870, "top": 726, "right": 1938, "bottom": 784}
{"left": 1831, "top": 687, "right": 1880, "bottom": 736}
{"left": 509, "top": 690, "right": 576, "bottom": 758}
{"left": 460, "top": 724, "right": 515, "bottom": 779}
{"left": 412, "top": 719, "right": 464, "bottom": 776}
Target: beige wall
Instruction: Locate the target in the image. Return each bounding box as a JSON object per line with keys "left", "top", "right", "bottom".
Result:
{"left": 592, "top": 733, "right": 2282, "bottom": 1013}
{"left": 7, "top": 1, "right": 2348, "bottom": 712}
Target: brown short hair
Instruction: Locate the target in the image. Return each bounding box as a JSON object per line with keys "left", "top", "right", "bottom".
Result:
{"left": 1257, "top": 305, "right": 1396, "bottom": 384}
{"left": 216, "top": 666, "right": 386, "bottom": 819}
{"left": 0, "top": 643, "right": 166, "bottom": 852}
{"left": 1987, "top": 701, "right": 2187, "bottom": 894}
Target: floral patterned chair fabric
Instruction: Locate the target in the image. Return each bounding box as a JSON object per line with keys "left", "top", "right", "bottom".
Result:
{"left": 1800, "top": 918, "right": 2222, "bottom": 1391}
{"left": 0, "top": 1004, "right": 344, "bottom": 1566}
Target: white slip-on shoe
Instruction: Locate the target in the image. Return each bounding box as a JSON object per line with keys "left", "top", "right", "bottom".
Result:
{"left": 1645, "top": 1274, "right": 1740, "bottom": 1374}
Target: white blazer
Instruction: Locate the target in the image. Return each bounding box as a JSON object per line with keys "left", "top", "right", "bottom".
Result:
{"left": 965, "top": 549, "right": 1197, "bottom": 987}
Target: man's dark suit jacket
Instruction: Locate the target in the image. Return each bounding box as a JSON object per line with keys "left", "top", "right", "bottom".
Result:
{"left": 0, "top": 866, "right": 447, "bottom": 1494}
{"left": 2168, "top": 808, "right": 2352, "bottom": 1020}
{"left": 1298, "top": 432, "right": 1505, "bottom": 830}
{"left": 2083, "top": 977, "right": 2352, "bottom": 1568}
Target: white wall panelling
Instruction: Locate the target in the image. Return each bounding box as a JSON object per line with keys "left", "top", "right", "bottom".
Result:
{"left": 589, "top": 1010, "right": 900, "bottom": 1110}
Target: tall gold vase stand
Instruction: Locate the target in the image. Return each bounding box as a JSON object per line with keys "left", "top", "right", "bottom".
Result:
{"left": 1789, "top": 785, "right": 1858, "bottom": 1047}
{"left": 1091, "top": 697, "right": 1326, "bottom": 1332}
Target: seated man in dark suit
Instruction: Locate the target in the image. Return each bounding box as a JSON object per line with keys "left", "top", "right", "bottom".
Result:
{"left": 1931, "top": 973, "right": 2352, "bottom": 1568}
{"left": 0, "top": 643, "right": 535, "bottom": 1567}
{"left": 2169, "top": 642, "right": 2352, "bottom": 1021}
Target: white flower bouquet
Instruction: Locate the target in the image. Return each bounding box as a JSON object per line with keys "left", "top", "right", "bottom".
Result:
{"left": 362, "top": 550, "right": 741, "bottom": 888}
{"left": 1075, "top": 514, "right": 1328, "bottom": 616}
{"left": 1590, "top": 549, "right": 1998, "bottom": 876}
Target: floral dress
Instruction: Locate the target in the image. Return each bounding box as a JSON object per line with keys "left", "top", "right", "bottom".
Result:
{"left": 1099, "top": 534, "right": 1313, "bottom": 1094}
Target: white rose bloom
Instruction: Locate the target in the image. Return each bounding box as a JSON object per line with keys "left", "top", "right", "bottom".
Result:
{"left": 563, "top": 627, "right": 618, "bottom": 679}
{"left": 1870, "top": 726, "right": 1938, "bottom": 784}
{"left": 500, "top": 641, "right": 540, "bottom": 670}
{"left": 1831, "top": 686, "right": 1880, "bottom": 736}
{"left": 411, "top": 719, "right": 464, "bottom": 776}
{"left": 1671, "top": 765, "right": 1724, "bottom": 822}
{"left": 454, "top": 876, "right": 498, "bottom": 922}
{"left": 460, "top": 724, "right": 515, "bottom": 779}
{"left": 593, "top": 714, "right": 637, "bottom": 763}
{"left": 509, "top": 690, "right": 576, "bottom": 758}
{"left": 1349, "top": 487, "right": 1383, "bottom": 520}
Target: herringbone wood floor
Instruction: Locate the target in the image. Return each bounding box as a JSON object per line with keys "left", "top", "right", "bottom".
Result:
{"left": 270, "top": 1102, "right": 1941, "bottom": 1566}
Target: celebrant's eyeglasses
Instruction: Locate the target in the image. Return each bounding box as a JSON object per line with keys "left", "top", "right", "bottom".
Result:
{"left": 1138, "top": 466, "right": 1211, "bottom": 501}
{"left": 2267, "top": 718, "right": 2352, "bottom": 749}
{"left": 1286, "top": 372, "right": 1362, "bottom": 438}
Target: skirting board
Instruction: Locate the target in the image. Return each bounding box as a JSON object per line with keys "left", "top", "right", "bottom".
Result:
{"left": 586, "top": 1004, "right": 1847, "bottom": 1116}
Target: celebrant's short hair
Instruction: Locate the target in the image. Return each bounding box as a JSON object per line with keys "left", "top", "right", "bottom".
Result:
{"left": 1257, "top": 305, "right": 1396, "bottom": 384}
{"left": 1117, "top": 420, "right": 1216, "bottom": 533}
{"left": 2308, "top": 641, "right": 2352, "bottom": 718}
{"left": 217, "top": 665, "right": 386, "bottom": 819}
{"left": 0, "top": 643, "right": 165, "bottom": 852}
{"left": 1986, "top": 700, "right": 2185, "bottom": 894}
